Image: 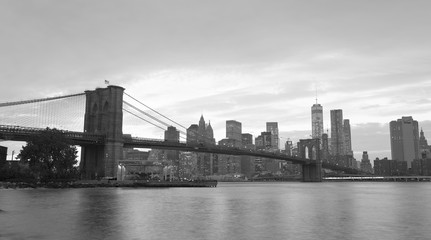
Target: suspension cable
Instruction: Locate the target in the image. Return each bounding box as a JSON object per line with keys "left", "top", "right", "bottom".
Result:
{"left": 0, "top": 93, "right": 85, "bottom": 108}
{"left": 124, "top": 92, "right": 188, "bottom": 130}
{"left": 123, "top": 108, "right": 166, "bottom": 131}
{"left": 123, "top": 101, "right": 187, "bottom": 136}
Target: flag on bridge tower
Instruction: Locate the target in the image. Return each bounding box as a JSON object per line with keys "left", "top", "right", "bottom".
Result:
{"left": 104, "top": 80, "right": 110, "bottom": 85}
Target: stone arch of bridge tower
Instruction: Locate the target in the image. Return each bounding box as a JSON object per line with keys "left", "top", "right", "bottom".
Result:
{"left": 298, "top": 138, "right": 322, "bottom": 182}
{"left": 80, "top": 85, "right": 125, "bottom": 179}
{"left": 304, "top": 146, "right": 309, "bottom": 159}
{"left": 298, "top": 139, "right": 320, "bottom": 161}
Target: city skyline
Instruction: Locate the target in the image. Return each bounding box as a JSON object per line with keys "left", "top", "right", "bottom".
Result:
{"left": 1, "top": 1, "right": 431, "bottom": 162}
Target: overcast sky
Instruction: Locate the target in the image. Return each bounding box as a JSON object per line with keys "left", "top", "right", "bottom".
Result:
{"left": 1, "top": 0, "right": 430, "bottom": 161}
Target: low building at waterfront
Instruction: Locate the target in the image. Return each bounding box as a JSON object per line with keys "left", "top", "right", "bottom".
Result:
{"left": 374, "top": 158, "right": 408, "bottom": 176}
{"left": 0, "top": 146, "right": 6, "bottom": 167}
{"left": 411, "top": 158, "right": 431, "bottom": 176}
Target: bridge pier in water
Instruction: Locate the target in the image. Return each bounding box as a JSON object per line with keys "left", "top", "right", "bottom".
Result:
{"left": 80, "top": 86, "right": 124, "bottom": 179}
{"left": 298, "top": 139, "right": 322, "bottom": 182}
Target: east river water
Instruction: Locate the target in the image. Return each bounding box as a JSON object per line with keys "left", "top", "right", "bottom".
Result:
{"left": 1, "top": 182, "right": 431, "bottom": 240}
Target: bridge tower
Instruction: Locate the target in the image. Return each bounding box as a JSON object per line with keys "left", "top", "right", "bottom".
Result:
{"left": 298, "top": 139, "right": 322, "bottom": 182}
{"left": 80, "top": 86, "right": 124, "bottom": 179}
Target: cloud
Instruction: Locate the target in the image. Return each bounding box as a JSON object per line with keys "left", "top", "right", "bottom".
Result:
{"left": 1, "top": 0, "right": 431, "bottom": 161}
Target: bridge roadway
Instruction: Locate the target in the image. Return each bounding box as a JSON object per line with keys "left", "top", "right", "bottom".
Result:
{"left": 0, "top": 125, "right": 312, "bottom": 165}
{"left": 0, "top": 125, "right": 104, "bottom": 146}
{"left": 124, "top": 137, "right": 311, "bottom": 165}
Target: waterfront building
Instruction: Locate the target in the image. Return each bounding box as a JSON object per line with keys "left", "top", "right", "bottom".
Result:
{"left": 411, "top": 158, "right": 431, "bottom": 176}
{"left": 0, "top": 145, "right": 6, "bottom": 167}
{"left": 330, "top": 109, "right": 345, "bottom": 159}
{"left": 147, "top": 149, "right": 167, "bottom": 163}
{"left": 360, "top": 151, "right": 373, "bottom": 173}
{"left": 311, "top": 103, "right": 323, "bottom": 139}
{"left": 123, "top": 149, "right": 149, "bottom": 161}
{"left": 266, "top": 122, "right": 279, "bottom": 150}
{"left": 226, "top": 120, "right": 242, "bottom": 142}
{"left": 240, "top": 156, "right": 255, "bottom": 179}
{"left": 373, "top": 158, "right": 408, "bottom": 176}
{"left": 179, "top": 152, "right": 198, "bottom": 179}
{"left": 390, "top": 116, "right": 419, "bottom": 168}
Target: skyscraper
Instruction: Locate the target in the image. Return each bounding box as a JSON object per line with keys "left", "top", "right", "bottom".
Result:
{"left": 343, "top": 119, "right": 352, "bottom": 156}
{"left": 419, "top": 129, "right": 430, "bottom": 158}
{"left": 186, "top": 124, "right": 199, "bottom": 144}
{"left": 321, "top": 133, "right": 329, "bottom": 162}
{"left": 198, "top": 115, "right": 207, "bottom": 143}
{"left": 188, "top": 115, "right": 216, "bottom": 176}
{"left": 266, "top": 122, "right": 279, "bottom": 150}
{"left": 164, "top": 126, "right": 180, "bottom": 142}
{"left": 311, "top": 103, "right": 323, "bottom": 139}
{"left": 390, "top": 116, "right": 419, "bottom": 168}
{"left": 226, "top": 120, "right": 242, "bottom": 142}
{"left": 285, "top": 140, "right": 293, "bottom": 156}
{"left": 330, "top": 109, "right": 344, "bottom": 156}
{"left": 242, "top": 133, "right": 253, "bottom": 146}
{"left": 164, "top": 126, "right": 180, "bottom": 164}
{"left": 360, "top": 151, "right": 372, "bottom": 173}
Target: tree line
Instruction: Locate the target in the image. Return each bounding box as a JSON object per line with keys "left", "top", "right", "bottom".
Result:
{"left": 0, "top": 128, "right": 79, "bottom": 182}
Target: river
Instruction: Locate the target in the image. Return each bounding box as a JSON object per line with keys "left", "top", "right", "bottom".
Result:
{"left": 1, "top": 182, "right": 430, "bottom": 240}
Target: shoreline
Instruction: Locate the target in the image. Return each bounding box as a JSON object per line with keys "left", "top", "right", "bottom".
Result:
{"left": 0, "top": 179, "right": 218, "bottom": 189}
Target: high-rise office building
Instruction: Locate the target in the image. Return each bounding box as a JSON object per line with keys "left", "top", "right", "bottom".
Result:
{"left": 188, "top": 115, "right": 215, "bottom": 145}
{"left": 419, "top": 129, "right": 430, "bottom": 158}
{"left": 255, "top": 135, "right": 264, "bottom": 150}
{"left": 0, "top": 145, "right": 7, "bottom": 167}
{"left": 266, "top": 122, "right": 279, "bottom": 150}
{"left": 261, "top": 132, "right": 272, "bottom": 150}
{"left": 226, "top": 120, "right": 242, "bottom": 142}
{"left": 242, "top": 133, "right": 253, "bottom": 145}
{"left": 164, "top": 126, "right": 180, "bottom": 162}
{"left": 165, "top": 126, "right": 180, "bottom": 142}
{"left": 343, "top": 119, "right": 352, "bottom": 156}
{"left": 285, "top": 140, "right": 293, "bottom": 156}
{"left": 311, "top": 103, "right": 323, "bottom": 139}
{"left": 330, "top": 109, "right": 344, "bottom": 156}
{"left": 187, "top": 124, "right": 199, "bottom": 144}
{"left": 419, "top": 129, "right": 428, "bottom": 149}
{"left": 188, "top": 115, "right": 216, "bottom": 176}
{"left": 390, "top": 116, "right": 419, "bottom": 168}
{"left": 360, "top": 151, "right": 372, "bottom": 173}
{"left": 321, "top": 133, "right": 329, "bottom": 162}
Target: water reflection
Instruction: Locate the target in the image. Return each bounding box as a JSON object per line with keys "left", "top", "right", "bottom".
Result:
{"left": 1, "top": 183, "right": 431, "bottom": 240}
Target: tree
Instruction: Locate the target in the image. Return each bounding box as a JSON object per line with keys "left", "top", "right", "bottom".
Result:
{"left": 18, "top": 128, "right": 78, "bottom": 181}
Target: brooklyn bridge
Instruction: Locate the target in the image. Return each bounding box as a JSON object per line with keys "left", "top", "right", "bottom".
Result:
{"left": 0, "top": 85, "right": 362, "bottom": 182}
